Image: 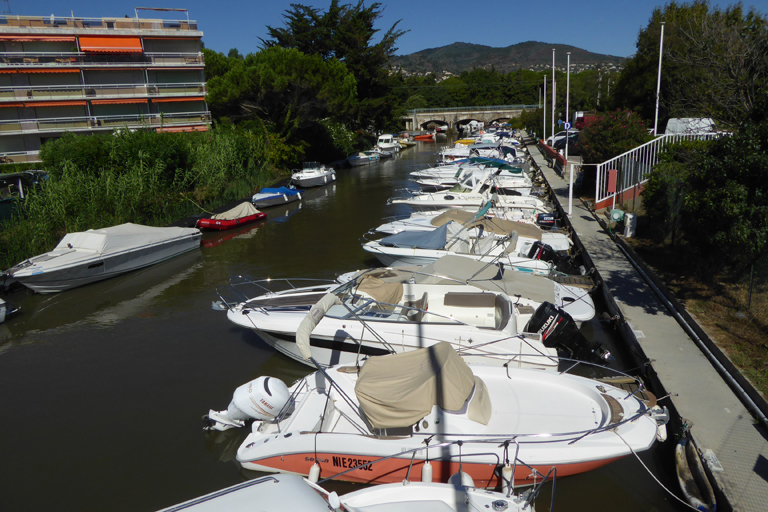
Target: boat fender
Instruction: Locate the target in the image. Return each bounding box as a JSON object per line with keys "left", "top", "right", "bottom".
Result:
{"left": 421, "top": 460, "right": 433, "bottom": 482}
{"left": 230, "top": 376, "right": 290, "bottom": 421}
{"left": 308, "top": 462, "right": 321, "bottom": 483}
{"left": 501, "top": 464, "right": 513, "bottom": 495}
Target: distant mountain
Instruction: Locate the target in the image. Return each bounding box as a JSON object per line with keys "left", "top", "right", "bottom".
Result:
{"left": 390, "top": 41, "right": 625, "bottom": 77}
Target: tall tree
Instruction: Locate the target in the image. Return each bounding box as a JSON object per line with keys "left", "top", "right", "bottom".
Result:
{"left": 262, "top": 1, "right": 406, "bottom": 129}
{"left": 612, "top": 1, "right": 768, "bottom": 130}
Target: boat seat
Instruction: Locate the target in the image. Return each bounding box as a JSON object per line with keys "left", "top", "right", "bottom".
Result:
{"left": 494, "top": 294, "right": 513, "bottom": 331}
{"left": 443, "top": 292, "right": 496, "bottom": 308}
{"left": 403, "top": 292, "right": 428, "bottom": 322}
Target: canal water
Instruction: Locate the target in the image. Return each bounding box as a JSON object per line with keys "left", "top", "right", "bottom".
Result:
{"left": 0, "top": 142, "right": 684, "bottom": 511}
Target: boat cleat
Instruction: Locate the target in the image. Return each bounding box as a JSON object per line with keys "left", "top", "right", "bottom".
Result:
{"left": 649, "top": 405, "right": 670, "bottom": 442}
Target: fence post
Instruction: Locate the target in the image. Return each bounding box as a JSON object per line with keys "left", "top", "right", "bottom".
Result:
{"left": 568, "top": 164, "right": 574, "bottom": 216}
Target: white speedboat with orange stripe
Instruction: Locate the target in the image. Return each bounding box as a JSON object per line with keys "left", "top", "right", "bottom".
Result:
{"left": 204, "top": 342, "right": 667, "bottom": 488}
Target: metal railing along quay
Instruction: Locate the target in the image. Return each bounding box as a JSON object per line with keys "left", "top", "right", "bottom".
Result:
{"left": 594, "top": 132, "right": 725, "bottom": 210}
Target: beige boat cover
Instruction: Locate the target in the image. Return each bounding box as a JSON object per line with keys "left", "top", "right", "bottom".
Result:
{"left": 356, "top": 275, "right": 404, "bottom": 306}
{"left": 354, "top": 342, "right": 477, "bottom": 429}
{"left": 211, "top": 202, "right": 262, "bottom": 221}
{"left": 54, "top": 223, "right": 199, "bottom": 254}
{"left": 296, "top": 293, "right": 342, "bottom": 359}
{"left": 430, "top": 209, "right": 542, "bottom": 241}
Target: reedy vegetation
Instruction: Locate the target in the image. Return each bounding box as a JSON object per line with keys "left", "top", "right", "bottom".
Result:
{"left": 0, "top": 127, "right": 285, "bottom": 270}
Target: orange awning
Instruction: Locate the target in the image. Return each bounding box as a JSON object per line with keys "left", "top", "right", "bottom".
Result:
{"left": 91, "top": 98, "right": 148, "bottom": 105}
{"left": 142, "top": 37, "right": 201, "bottom": 41}
{"left": 0, "top": 36, "right": 76, "bottom": 42}
{"left": 0, "top": 102, "right": 24, "bottom": 108}
{"left": 152, "top": 96, "right": 205, "bottom": 103}
{"left": 79, "top": 36, "right": 142, "bottom": 53}
{"left": 23, "top": 68, "right": 80, "bottom": 74}
{"left": 26, "top": 101, "right": 87, "bottom": 107}
{"left": 0, "top": 69, "right": 17, "bottom": 74}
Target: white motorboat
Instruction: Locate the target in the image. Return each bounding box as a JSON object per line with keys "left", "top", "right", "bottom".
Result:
{"left": 0, "top": 297, "right": 20, "bottom": 323}
{"left": 362, "top": 221, "right": 559, "bottom": 275}
{"left": 3, "top": 223, "right": 201, "bottom": 293}
{"left": 251, "top": 186, "right": 302, "bottom": 208}
{"left": 375, "top": 133, "right": 401, "bottom": 153}
{"left": 155, "top": 471, "right": 548, "bottom": 512}
{"left": 204, "top": 343, "right": 666, "bottom": 487}
{"left": 373, "top": 207, "right": 572, "bottom": 252}
{"left": 415, "top": 163, "right": 534, "bottom": 196}
{"left": 347, "top": 151, "right": 380, "bottom": 167}
{"left": 291, "top": 162, "right": 336, "bottom": 188}
{"left": 389, "top": 182, "right": 549, "bottom": 213}
{"left": 219, "top": 256, "right": 608, "bottom": 368}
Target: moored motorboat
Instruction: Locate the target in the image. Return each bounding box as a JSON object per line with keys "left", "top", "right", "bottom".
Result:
{"left": 204, "top": 343, "right": 666, "bottom": 487}
{"left": 414, "top": 133, "right": 434, "bottom": 141}
{"left": 155, "top": 470, "right": 549, "bottom": 512}
{"left": 347, "top": 151, "right": 380, "bottom": 167}
{"left": 375, "top": 133, "right": 401, "bottom": 153}
{"left": 0, "top": 297, "right": 20, "bottom": 323}
{"left": 291, "top": 162, "right": 336, "bottom": 188}
{"left": 3, "top": 223, "right": 202, "bottom": 293}
{"left": 196, "top": 202, "right": 266, "bottom": 231}
{"left": 218, "top": 256, "right": 608, "bottom": 368}
{"left": 251, "top": 186, "right": 302, "bottom": 208}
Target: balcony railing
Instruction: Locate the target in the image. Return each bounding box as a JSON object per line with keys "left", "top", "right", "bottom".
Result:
{"left": 0, "top": 111, "right": 211, "bottom": 135}
{"left": 0, "top": 83, "right": 207, "bottom": 102}
{"left": 0, "top": 52, "right": 204, "bottom": 68}
{"left": 0, "top": 15, "right": 198, "bottom": 32}
{"left": 0, "top": 150, "right": 41, "bottom": 164}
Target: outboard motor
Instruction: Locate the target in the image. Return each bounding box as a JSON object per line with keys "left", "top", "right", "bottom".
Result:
{"left": 203, "top": 376, "right": 290, "bottom": 431}
{"left": 524, "top": 302, "right": 611, "bottom": 365}
{"left": 535, "top": 212, "right": 556, "bottom": 229}
{"left": 526, "top": 241, "right": 580, "bottom": 274}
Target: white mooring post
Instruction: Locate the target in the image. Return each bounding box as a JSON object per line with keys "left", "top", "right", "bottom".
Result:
{"left": 568, "top": 164, "right": 574, "bottom": 217}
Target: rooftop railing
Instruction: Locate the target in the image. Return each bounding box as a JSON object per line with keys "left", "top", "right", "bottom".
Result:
{"left": 0, "top": 111, "right": 210, "bottom": 135}
{"left": 0, "top": 15, "right": 198, "bottom": 32}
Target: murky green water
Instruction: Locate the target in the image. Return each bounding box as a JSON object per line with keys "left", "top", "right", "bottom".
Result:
{"left": 0, "top": 142, "right": 684, "bottom": 511}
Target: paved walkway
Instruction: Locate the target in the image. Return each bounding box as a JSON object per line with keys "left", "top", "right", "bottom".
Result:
{"left": 523, "top": 134, "right": 768, "bottom": 512}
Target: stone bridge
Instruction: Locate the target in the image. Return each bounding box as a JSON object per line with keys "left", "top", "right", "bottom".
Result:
{"left": 403, "top": 105, "right": 538, "bottom": 132}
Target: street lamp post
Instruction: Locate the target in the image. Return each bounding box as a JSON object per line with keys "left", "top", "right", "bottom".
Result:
{"left": 653, "top": 22, "right": 665, "bottom": 136}
{"left": 551, "top": 49, "right": 555, "bottom": 144}
{"left": 565, "top": 52, "right": 571, "bottom": 161}
{"left": 543, "top": 76, "right": 547, "bottom": 142}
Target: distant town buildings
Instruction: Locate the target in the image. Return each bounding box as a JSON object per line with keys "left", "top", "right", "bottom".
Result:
{"left": 0, "top": 10, "right": 209, "bottom": 164}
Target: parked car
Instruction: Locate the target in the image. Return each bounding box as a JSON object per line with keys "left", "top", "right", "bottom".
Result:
{"left": 546, "top": 129, "right": 579, "bottom": 147}
{"left": 553, "top": 132, "right": 580, "bottom": 155}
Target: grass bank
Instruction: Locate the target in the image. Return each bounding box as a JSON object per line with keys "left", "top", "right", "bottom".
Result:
{"left": 619, "top": 210, "right": 768, "bottom": 399}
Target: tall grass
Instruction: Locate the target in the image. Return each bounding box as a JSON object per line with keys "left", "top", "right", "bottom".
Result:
{"left": 0, "top": 125, "right": 288, "bottom": 270}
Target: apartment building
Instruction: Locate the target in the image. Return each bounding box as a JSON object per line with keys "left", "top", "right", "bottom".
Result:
{"left": 0, "top": 10, "right": 209, "bottom": 164}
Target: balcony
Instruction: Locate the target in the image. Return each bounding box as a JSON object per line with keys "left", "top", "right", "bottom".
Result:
{"left": 0, "top": 111, "right": 211, "bottom": 135}
{"left": 0, "top": 83, "right": 207, "bottom": 103}
{"left": 0, "top": 150, "right": 40, "bottom": 164}
{"left": 0, "top": 52, "right": 205, "bottom": 69}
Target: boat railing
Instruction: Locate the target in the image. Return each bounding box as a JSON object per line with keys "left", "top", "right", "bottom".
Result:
{"left": 217, "top": 276, "right": 338, "bottom": 308}
{"left": 315, "top": 438, "right": 556, "bottom": 505}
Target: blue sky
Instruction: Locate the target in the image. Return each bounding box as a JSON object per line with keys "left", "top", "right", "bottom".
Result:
{"left": 11, "top": 1, "right": 768, "bottom": 58}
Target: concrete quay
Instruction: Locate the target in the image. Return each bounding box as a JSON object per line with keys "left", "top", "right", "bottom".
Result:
{"left": 523, "top": 134, "right": 768, "bottom": 512}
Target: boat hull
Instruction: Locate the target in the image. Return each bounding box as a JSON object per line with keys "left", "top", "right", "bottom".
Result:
{"left": 292, "top": 171, "right": 336, "bottom": 188}
{"left": 9, "top": 233, "right": 201, "bottom": 293}
{"left": 252, "top": 193, "right": 301, "bottom": 208}
{"left": 197, "top": 212, "right": 266, "bottom": 231}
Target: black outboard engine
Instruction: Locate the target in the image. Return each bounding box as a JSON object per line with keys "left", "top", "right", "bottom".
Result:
{"left": 526, "top": 241, "right": 579, "bottom": 274}
{"left": 524, "top": 301, "right": 611, "bottom": 365}
{"left": 535, "top": 213, "right": 556, "bottom": 229}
